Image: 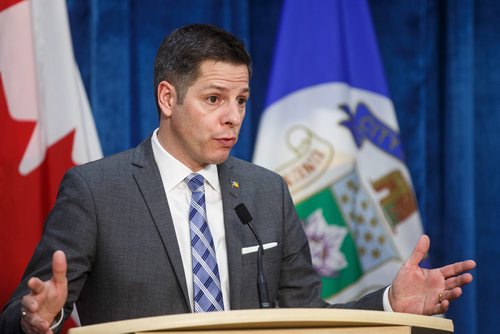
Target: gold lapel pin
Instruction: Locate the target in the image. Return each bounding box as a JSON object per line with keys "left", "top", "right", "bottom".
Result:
{"left": 231, "top": 180, "right": 239, "bottom": 189}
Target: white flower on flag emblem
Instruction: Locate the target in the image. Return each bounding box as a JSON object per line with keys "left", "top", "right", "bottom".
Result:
{"left": 303, "top": 209, "right": 348, "bottom": 277}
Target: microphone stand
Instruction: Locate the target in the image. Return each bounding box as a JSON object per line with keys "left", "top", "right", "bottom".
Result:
{"left": 246, "top": 221, "right": 272, "bottom": 309}
{"left": 234, "top": 203, "right": 272, "bottom": 308}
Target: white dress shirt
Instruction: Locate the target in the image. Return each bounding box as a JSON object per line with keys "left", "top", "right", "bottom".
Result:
{"left": 151, "top": 129, "right": 230, "bottom": 311}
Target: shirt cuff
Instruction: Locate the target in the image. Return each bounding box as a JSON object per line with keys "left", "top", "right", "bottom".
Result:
{"left": 383, "top": 285, "right": 394, "bottom": 312}
{"left": 49, "top": 308, "right": 64, "bottom": 331}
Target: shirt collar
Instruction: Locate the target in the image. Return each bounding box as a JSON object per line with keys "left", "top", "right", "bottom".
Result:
{"left": 151, "top": 128, "right": 221, "bottom": 193}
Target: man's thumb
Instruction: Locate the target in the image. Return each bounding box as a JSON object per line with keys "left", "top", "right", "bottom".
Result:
{"left": 407, "top": 235, "right": 430, "bottom": 266}
{"left": 52, "top": 250, "right": 67, "bottom": 285}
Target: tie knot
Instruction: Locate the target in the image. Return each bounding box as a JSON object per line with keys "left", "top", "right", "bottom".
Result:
{"left": 186, "top": 173, "right": 205, "bottom": 193}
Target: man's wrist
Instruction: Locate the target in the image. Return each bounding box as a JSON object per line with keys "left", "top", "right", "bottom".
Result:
{"left": 49, "top": 308, "right": 64, "bottom": 331}
{"left": 383, "top": 285, "right": 394, "bottom": 312}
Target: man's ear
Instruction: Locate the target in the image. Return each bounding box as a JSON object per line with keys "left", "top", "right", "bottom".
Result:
{"left": 157, "top": 81, "right": 176, "bottom": 117}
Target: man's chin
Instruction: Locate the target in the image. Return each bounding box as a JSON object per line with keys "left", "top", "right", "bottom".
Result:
{"left": 210, "top": 151, "right": 232, "bottom": 165}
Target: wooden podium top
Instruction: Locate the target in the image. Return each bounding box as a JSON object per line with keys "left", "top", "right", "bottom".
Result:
{"left": 69, "top": 308, "right": 453, "bottom": 334}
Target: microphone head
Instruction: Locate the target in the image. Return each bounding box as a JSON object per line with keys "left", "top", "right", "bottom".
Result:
{"left": 234, "top": 203, "right": 252, "bottom": 225}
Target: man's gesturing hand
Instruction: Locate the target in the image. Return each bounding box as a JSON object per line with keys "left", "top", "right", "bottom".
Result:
{"left": 389, "top": 235, "right": 476, "bottom": 315}
{"left": 20, "top": 250, "right": 68, "bottom": 333}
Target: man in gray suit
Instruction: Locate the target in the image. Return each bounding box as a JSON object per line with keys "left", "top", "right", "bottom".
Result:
{"left": 1, "top": 24, "right": 475, "bottom": 333}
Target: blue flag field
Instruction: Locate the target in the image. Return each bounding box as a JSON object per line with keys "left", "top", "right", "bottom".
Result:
{"left": 253, "top": 0, "right": 424, "bottom": 302}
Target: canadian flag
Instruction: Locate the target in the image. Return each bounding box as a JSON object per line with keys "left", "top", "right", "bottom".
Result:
{"left": 0, "top": 0, "right": 102, "bottom": 330}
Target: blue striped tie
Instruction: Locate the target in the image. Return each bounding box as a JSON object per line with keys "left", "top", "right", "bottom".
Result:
{"left": 186, "top": 173, "right": 224, "bottom": 312}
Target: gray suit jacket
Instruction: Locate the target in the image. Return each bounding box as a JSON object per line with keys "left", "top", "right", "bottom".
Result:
{"left": 1, "top": 137, "right": 384, "bottom": 331}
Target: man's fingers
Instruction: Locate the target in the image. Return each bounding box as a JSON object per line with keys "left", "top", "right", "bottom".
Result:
{"left": 430, "top": 303, "right": 442, "bottom": 315}
{"left": 21, "top": 296, "right": 39, "bottom": 313}
{"left": 440, "top": 259, "right": 476, "bottom": 278}
{"left": 27, "top": 277, "right": 45, "bottom": 295}
{"left": 407, "top": 235, "right": 430, "bottom": 266}
{"left": 52, "top": 250, "right": 67, "bottom": 285}
{"left": 444, "top": 273, "right": 473, "bottom": 290}
{"left": 27, "top": 314, "right": 50, "bottom": 332}
{"left": 21, "top": 311, "right": 50, "bottom": 333}
{"left": 20, "top": 317, "right": 38, "bottom": 334}
{"left": 27, "top": 250, "right": 68, "bottom": 291}
{"left": 439, "top": 300, "right": 449, "bottom": 314}
{"left": 430, "top": 299, "right": 449, "bottom": 315}
{"left": 444, "top": 287, "right": 463, "bottom": 302}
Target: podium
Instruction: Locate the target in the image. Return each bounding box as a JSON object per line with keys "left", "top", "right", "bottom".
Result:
{"left": 69, "top": 309, "right": 453, "bottom": 334}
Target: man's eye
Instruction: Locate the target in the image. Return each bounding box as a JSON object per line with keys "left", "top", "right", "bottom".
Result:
{"left": 207, "top": 96, "right": 219, "bottom": 104}
{"left": 237, "top": 97, "right": 247, "bottom": 105}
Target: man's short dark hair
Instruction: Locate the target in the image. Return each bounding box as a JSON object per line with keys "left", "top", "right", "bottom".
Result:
{"left": 154, "top": 24, "right": 252, "bottom": 110}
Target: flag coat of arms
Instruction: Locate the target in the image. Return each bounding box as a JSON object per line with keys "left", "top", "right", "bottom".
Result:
{"left": 0, "top": 0, "right": 102, "bottom": 327}
{"left": 253, "top": 0, "right": 423, "bottom": 302}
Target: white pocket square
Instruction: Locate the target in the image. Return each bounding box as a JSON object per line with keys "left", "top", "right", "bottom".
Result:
{"left": 241, "top": 242, "right": 278, "bottom": 254}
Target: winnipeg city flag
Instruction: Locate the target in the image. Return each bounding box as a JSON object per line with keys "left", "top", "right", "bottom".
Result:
{"left": 253, "top": 0, "right": 424, "bottom": 303}
{"left": 0, "top": 0, "right": 102, "bottom": 328}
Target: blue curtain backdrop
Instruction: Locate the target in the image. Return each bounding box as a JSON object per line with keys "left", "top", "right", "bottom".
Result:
{"left": 66, "top": 1, "right": 500, "bottom": 333}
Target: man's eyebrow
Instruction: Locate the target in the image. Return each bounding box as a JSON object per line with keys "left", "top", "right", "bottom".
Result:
{"left": 202, "top": 84, "right": 250, "bottom": 94}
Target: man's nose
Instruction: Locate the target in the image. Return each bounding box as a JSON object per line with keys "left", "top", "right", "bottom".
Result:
{"left": 222, "top": 101, "right": 244, "bottom": 126}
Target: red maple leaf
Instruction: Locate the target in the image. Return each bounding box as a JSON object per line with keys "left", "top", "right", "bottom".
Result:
{"left": 0, "top": 73, "right": 77, "bottom": 309}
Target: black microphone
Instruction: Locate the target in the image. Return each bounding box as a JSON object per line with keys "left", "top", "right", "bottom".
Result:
{"left": 234, "top": 203, "right": 272, "bottom": 308}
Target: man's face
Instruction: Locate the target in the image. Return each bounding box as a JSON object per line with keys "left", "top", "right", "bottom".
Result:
{"left": 158, "top": 60, "right": 250, "bottom": 171}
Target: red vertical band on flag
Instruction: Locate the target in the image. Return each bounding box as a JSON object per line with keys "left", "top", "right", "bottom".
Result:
{"left": 0, "top": 75, "right": 76, "bottom": 308}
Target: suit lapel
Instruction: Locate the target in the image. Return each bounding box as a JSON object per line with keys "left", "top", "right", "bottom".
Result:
{"left": 218, "top": 158, "right": 244, "bottom": 310}
{"left": 131, "top": 138, "right": 190, "bottom": 311}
